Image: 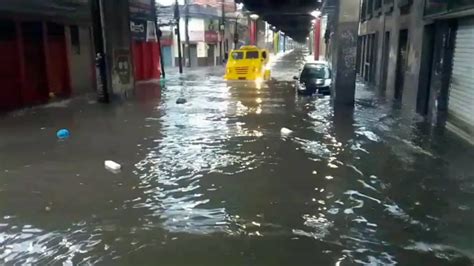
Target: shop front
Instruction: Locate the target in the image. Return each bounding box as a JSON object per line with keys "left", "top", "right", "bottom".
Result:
{"left": 205, "top": 30, "right": 219, "bottom": 65}
{"left": 130, "top": 0, "right": 161, "bottom": 81}
{"left": 0, "top": 0, "right": 92, "bottom": 111}
{"left": 424, "top": 0, "right": 474, "bottom": 143}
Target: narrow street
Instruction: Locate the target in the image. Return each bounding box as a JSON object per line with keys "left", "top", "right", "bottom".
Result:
{"left": 0, "top": 49, "right": 473, "bottom": 265}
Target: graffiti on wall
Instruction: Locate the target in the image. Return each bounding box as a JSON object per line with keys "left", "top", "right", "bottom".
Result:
{"left": 113, "top": 49, "right": 132, "bottom": 87}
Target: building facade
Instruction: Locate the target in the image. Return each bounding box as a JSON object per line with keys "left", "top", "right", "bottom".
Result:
{"left": 358, "top": 0, "right": 474, "bottom": 144}
{"left": 159, "top": 0, "right": 237, "bottom": 67}
{"left": 0, "top": 0, "right": 163, "bottom": 111}
{"left": 130, "top": 0, "right": 162, "bottom": 82}
{"left": 0, "top": 0, "right": 94, "bottom": 111}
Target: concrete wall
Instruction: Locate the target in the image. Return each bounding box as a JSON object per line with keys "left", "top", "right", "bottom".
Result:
{"left": 359, "top": 0, "right": 424, "bottom": 109}
{"left": 179, "top": 18, "right": 205, "bottom": 41}
{"left": 101, "top": 0, "right": 134, "bottom": 96}
{"left": 385, "top": 3, "right": 402, "bottom": 100}
{"left": 331, "top": 0, "right": 361, "bottom": 105}
{"left": 402, "top": 0, "right": 426, "bottom": 111}
{"left": 66, "top": 26, "right": 94, "bottom": 95}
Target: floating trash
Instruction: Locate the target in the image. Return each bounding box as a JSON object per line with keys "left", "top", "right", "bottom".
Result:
{"left": 176, "top": 98, "right": 187, "bottom": 104}
{"left": 105, "top": 160, "right": 121, "bottom": 173}
{"left": 280, "top": 127, "right": 293, "bottom": 136}
{"left": 56, "top": 129, "right": 70, "bottom": 139}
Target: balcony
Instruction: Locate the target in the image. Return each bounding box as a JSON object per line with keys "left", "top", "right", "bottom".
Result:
{"left": 425, "top": 0, "right": 474, "bottom": 17}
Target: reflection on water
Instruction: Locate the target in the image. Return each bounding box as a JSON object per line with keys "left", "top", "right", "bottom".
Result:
{"left": 0, "top": 50, "right": 473, "bottom": 265}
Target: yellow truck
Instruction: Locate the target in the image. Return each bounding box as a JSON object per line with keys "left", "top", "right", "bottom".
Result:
{"left": 224, "top": 46, "right": 271, "bottom": 81}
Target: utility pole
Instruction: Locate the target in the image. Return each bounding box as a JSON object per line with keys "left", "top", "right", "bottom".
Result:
{"left": 174, "top": 0, "right": 183, "bottom": 73}
{"left": 233, "top": 1, "right": 238, "bottom": 49}
{"left": 184, "top": 0, "right": 190, "bottom": 67}
{"left": 220, "top": 0, "right": 225, "bottom": 64}
{"left": 90, "top": 0, "right": 109, "bottom": 102}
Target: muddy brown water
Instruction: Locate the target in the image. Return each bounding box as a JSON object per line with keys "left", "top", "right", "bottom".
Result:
{"left": 0, "top": 49, "right": 473, "bottom": 265}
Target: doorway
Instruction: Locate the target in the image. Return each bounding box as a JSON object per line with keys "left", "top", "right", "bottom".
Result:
{"left": 369, "top": 33, "right": 378, "bottom": 83}
{"left": 381, "top": 31, "right": 390, "bottom": 92}
{"left": 416, "top": 24, "right": 435, "bottom": 115}
{"left": 21, "top": 22, "right": 48, "bottom": 105}
{"left": 0, "top": 20, "right": 21, "bottom": 110}
{"left": 46, "top": 22, "right": 70, "bottom": 97}
{"left": 207, "top": 44, "right": 215, "bottom": 66}
{"left": 162, "top": 46, "right": 172, "bottom": 67}
{"left": 189, "top": 44, "right": 197, "bottom": 67}
{"left": 395, "top": 29, "right": 408, "bottom": 100}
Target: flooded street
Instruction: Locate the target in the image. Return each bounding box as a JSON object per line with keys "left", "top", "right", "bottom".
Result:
{"left": 0, "top": 49, "right": 473, "bottom": 265}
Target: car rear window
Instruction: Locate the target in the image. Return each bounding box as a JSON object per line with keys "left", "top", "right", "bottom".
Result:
{"left": 231, "top": 52, "right": 244, "bottom": 60}
{"left": 301, "top": 65, "right": 330, "bottom": 79}
{"left": 246, "top": 51, "right": 259, "bottom": 59}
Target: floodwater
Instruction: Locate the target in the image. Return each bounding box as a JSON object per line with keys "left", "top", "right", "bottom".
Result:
{"left": 0, "top": 49, "right": 473, "bottom": 265}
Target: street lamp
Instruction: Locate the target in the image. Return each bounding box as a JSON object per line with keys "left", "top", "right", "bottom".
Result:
{"left": 310, "top": 10, "right": 321, "bottom": 18}
{"left": 249, "top": 14, "right": 259, "bottom": 20}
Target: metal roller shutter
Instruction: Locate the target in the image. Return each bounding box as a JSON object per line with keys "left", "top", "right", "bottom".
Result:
{"left": 448, "top": 17, "right": 474, "bottom": 143}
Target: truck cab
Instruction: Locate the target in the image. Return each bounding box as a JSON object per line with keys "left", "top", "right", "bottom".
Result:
{"left": 225, "top": 46, "right": 271, "bottom": 81}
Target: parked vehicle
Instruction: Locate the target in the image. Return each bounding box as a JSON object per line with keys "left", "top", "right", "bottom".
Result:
{"left": 294, "top": 62, "right": 332, "bottom": 95}
{"left": 225, "top": 46, "right": 271, "bottom": 81}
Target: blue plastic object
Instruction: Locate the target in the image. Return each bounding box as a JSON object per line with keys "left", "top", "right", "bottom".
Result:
{"left": 56, "top": 129, "right": 70, "bottom": 139}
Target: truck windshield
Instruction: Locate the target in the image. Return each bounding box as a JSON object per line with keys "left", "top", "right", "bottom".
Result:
{"left": 246, "top": 51, "right": 259, "bottom": 59}
{"left": 231, "top": 51, "right": 244, "bottom": 60}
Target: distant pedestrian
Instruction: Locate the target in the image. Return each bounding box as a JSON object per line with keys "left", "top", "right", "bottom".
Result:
{"left": 223, "top": 52, "right": 228, "bottom": 64}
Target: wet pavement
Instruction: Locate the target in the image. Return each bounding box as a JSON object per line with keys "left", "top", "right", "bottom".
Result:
{"left": 0, "top": 49, "right": 473, "bottom": 265}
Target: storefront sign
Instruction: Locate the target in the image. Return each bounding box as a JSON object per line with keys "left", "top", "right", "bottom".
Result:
{"left": 146, "top": 21, "right": 157, "bottom": 42}
{"left": 160, "top": 30, "right": 173, "bottom": 46}
{"left": 205, "top": 31, "right": 219, "bottom": 43}
{"left": 130, "top": 19, "right": 147, "bottom": 41}
{"left": 189, "top": 31, "right": 205, "bottom": 42}
{"left": 161, "top": 38, "right": 173, "bottom": 46}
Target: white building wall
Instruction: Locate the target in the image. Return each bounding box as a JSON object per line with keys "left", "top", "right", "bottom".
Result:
{"left": 179, "top": 18, "right": 205, "bottom": 41}
{"left": 197, "top": 42, "right": 207, "bottom": 57}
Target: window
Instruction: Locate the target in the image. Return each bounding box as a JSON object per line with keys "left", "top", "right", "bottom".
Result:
{"left": 70, "top": 25, "right": 80, "bottom": 54}
{"left": 231, "top": 51, "right": 244, "bottom": 60}
{"left": 262, "top": 51, "right": 267, "bottom": 59}
{"left": 367, "top": 0, "right": 374, "bottom": 18}
{"left": 361, "top": 0, "right": 367, "bottom": 21}
{"left": 375, "top": 0, "right": 382, "bottom": 9}
{"left": 301, "top": 65, "right": 330, "bottom": 79}
{"left": 246, "top": 51, "right": 259, "bottom": 59}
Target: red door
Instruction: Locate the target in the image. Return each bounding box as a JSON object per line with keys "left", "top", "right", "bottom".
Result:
{"left": 21, "top": 22, "right": 48, "bottom": 105}
{"left": 46, "top": 23, "right": 70, "bottom": 97}
{"left": 0, "top": 20, "right": 21, "bottom": 110}
{"left": 133, "top": 40, "right": 161, "bottom": 81}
